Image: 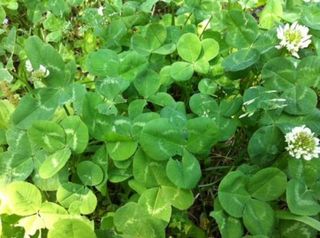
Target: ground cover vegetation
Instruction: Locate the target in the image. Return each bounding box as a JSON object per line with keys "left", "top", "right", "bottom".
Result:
{"left": 1, "top": 0, "right": 320, "bottom": 237}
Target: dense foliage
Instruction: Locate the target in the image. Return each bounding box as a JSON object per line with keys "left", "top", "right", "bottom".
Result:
{"left": 1, "top": 0, "right": 320, "bottom": 237}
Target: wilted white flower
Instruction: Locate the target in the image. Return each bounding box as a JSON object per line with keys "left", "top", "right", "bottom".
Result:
{"left": 97, "top": 6, "right": 104, "bottom": 16}
{"left": 25, "top": 60, "right": 33, "bottom": 72}
{"left": 285, "top": 125, "right": 320, "bottom": 161}
{"left": 276, "top": 22, "right": 312, "bottom": 58}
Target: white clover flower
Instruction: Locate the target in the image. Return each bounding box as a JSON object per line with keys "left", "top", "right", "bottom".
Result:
{"left": 38, "top": 64, "right": 50, "bottom": 77}
{"left": 276, "top": 22, "right": 312, "bottom": 58}
{"left": 97, "top": 6, "right": 104, "bottom": 16}
{"left": 304, "top": 0, "right": 320, "bottom": 3}
{"left": 25, "top": 60, "right": 33, "bottom": 72}
{"left": 2, "top": 18, "right": 8, "bottom": 25}
{"left": 285, "top": 125, "right": 320, "bottom": 161}
{"left": 25, "top": 60, "right": 50, "bottom": 78}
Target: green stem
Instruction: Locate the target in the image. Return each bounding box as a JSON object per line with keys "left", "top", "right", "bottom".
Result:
{"left": 184, "top": 12, "right": 192, "bottom": 25}
{"left": 12, "top": 71, "right": 33, "bottom": 93}
{"left": 170, "top": 2, "right": 175, "bottom": 26}
{"left": 204, "top": 165, "right": 233, "bottom": 171}
{"left": 199, "top": 15, "right": 212, "bottom": 39}
{"left": 80, "top": 80, "right": 95, "bottom": 85}
{"left": 105, "top": 187, "right": 113, "bottom": 205}
{"left": 63, "top": 105, "right": 71, "bottom": 116}
{"left": 198, "top": 180, "right": 220, "bottom": 188}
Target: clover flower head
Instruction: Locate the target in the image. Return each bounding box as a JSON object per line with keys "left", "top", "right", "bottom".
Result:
{"left": 25, "top": 60, "right": 50, "bottom": 78}
{"left": 38, "top": 64, "right": 50, "bottom": 77}
{"left": 97, "top": 6, "right": 104, "bottom": 16}
{"left": 276, "top": 22, "right": 312, "bottom": 58}
{"left": 304, "top": 0, "right": 320, "bottom": 3}
{"left": 285, "top": 125, "right": 320, "bottom": 161}
{"left": 2, "top": 18, "right": 8, "bottom": 25}
{"left": 25, "top": 60, "right": 33, "bottom": 72}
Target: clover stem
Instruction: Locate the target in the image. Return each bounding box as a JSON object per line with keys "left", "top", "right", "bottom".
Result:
{"left": 105, "top": 187, "right": 113, "bottom": 205}
{"left": 170, "top": 2, "right": 175, "bottom": 26}
{"left": 184, "top": 12, "right": 192, "bottom": 25}
{"left": 204, "top": 165, "right": 233, "bottom": 171}
{"left": 198, "top": 180, "right": 220, "bottom": 188}
{"left": 63, "top": 104, "right": 71, "bottom": 116}
{"left": 12, "top": 71, "right": 33, "bottom": 93}
{"left": 199, "top": 15, "right": 212, "bottom": 39}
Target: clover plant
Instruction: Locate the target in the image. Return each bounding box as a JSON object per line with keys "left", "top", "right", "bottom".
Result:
{"left": 1, "top": 0, "right": 320, "bottom": 237}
